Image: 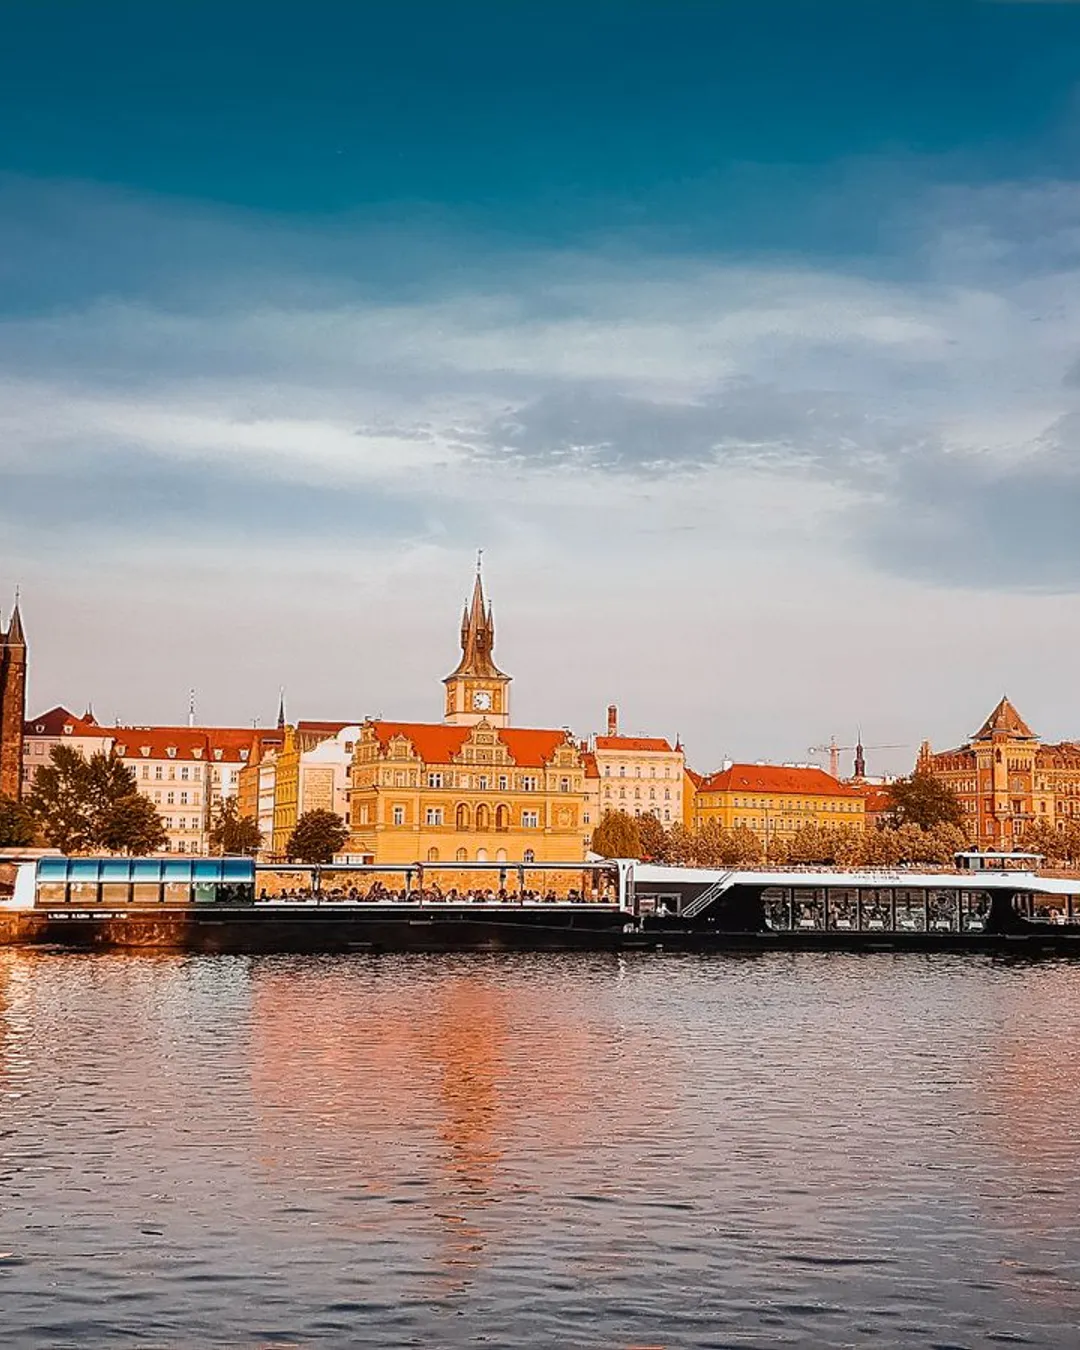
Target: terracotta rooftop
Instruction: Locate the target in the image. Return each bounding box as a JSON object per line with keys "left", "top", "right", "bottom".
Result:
{"left": 973, "top": 696, "right": 1036, "bottom": 741}
{"left": 582, "top": 751, "right": 599, "bottom": 778}
{"left": 595, "top": 735, "right": 674, "bottom": 753}
{"left": 697, "top": 763, "right": 862, "bottom": 798}
{"left": 369, "top": 721, "right": 573, "bottom": 768}
{"left": 24, "top": 706, "right": 107, "bottom": 738}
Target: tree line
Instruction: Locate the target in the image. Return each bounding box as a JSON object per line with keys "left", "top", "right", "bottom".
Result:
{"left": 591, "top": 771, "right": 973, "bottom": 867}
{"left": 0, "top": 745, "right": 349, "bottom": 862}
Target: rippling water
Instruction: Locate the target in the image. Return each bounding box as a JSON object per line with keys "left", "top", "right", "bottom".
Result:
{"left": 3, "top": 951, "right": 1080, "bottom": 1347}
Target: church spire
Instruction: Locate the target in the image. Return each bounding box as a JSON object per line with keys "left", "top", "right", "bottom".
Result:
{"left": 6, "top": 591, "right": 25, "bottom": 649}
{"left": 443, "top": 556, "right": 511, "bottom": 726}
{"left": 277, "top": 687, "right": 287, "bottom": 730}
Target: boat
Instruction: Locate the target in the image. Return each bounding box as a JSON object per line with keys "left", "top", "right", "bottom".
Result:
{"left": 2, "top": 850, "right": 1079, "bottom": 953}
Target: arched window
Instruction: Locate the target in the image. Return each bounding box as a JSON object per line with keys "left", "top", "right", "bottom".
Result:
{"left": 476, "top": 848, "right": 488, "bottom": 862}
{"left": 495, "top": 804, "right": 510, "bottom": 831}
{"left": 495, "top": 848, "right": 507, "bottom": 862}
{"left": 427, "top": 847, "right": 439, "bottom": 862}
{"left": 455, "top": 803, "right": 470, "bottom": 831}
{"left": 456, "top": 847, "right": 468, "bottom": 862}
{"left": 523, "top": 849, "right": 535, "bottom": 863}
{"left": 476, "top": 803, "right": 491, "bottom": 831}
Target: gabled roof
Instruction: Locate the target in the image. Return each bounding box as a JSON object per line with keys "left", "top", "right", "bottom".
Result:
{"left": 973, "top": 696, "right": 1036, "bottom": 741}
{"left": 595, "top": 735, "right": 674, "bottom": 753}
{"left": 24, "top": 706, "right": 107, "bottom": 738}
{"left": 582, "top": 751, "right": 599, "bottom": 778}
{"left": 368, "top": 720, "right": 573, "bottom": 768}
{"left": 697, "top": 763, "right": 861, "bottom": 798}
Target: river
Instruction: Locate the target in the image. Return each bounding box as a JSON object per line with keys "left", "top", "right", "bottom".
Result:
{"left": 2, "top": 949, "right": 1080, "bottom": 1347}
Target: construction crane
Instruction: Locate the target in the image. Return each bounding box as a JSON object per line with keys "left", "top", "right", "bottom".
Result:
{"left": 808, "top": 736, "right": 907, "bottom": 780}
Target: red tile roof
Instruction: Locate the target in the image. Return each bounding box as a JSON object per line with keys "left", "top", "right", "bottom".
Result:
{"left": 110, "top": 726, "right": 274, "bottom": 764}
{"left": 595, "top": 735, "right": 674, "bottom": 752}
{"left": 296, "top": 720, "right": 357, "bottom": 735}
{"left": 582, "top": 751, "right": 599, "bottom": 778}
{"left": 25, "top": 707, "right": 108, "bottom": 738}
{"left": 697, "top": 763, "right": 862, "bottom": 798}
{"left": 369, "top": 721, "right": 574, "bottom": 767}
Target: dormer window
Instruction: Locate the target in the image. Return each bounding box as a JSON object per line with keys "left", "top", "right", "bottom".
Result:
{"left": 35, "top": 724, "right": 44, "bottom": 733}
{"left": 141, "top": 746, "right": 150, "bottom": 757}
{"left": 214, "top": 749, "right": 223, "bottom": 761}
{"left": 167, "top": 747, "right": 177, "bottom": 758}
{"left": 64, "top": 725, "right": 74, "bottom": 735}
{"left": 116, "top": 745, "right": 127, "bottom": 756}
{"left": 239, "top": 750, "right": 249, "bottom": 761}
{"left": 193, "top": 748, "right": 203, "bottom": 760}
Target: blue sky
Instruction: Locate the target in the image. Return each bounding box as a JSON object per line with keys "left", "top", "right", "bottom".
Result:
{"left": 4, "top": 1, "right": 1080, "bottom": 770}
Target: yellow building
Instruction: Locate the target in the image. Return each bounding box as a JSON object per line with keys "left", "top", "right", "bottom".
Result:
{"left": 346, "top": 567, "right": 588, "bottom": 865}
{"left": 270, "top": 721, "right": 358, "bottom": 857}
{"left": 692, "top": 763, "right": 865, "bottom": 850}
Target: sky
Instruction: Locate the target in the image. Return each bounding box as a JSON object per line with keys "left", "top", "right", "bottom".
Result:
{"left": 5, "top": 0, "right": 1080, "bottom": 775}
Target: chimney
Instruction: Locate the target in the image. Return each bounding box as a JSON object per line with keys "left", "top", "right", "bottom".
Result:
{"left": 606, "top": 704, "right": 618, "bottom": 737}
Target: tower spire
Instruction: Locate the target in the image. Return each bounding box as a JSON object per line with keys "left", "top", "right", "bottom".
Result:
{"left": 443, "top": 557, "right": 511, "bottom": 726}
{"left": 6, "top": 589, "right": 25, "bottom": 648}
{"left": 277, "top": 687, "right": 287, "bottom": 730}
{"left": 854, "top": 728, "right": 866, "bottom": 781}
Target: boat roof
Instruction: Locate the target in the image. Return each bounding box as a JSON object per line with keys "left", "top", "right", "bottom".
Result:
{"left": 632, "top": 864, "right": 1080, "bottom": 896}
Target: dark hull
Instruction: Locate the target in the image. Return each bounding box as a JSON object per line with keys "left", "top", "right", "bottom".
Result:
{"left": 0, "top": 905, "right": 629, "bottom": 954}
{"left": 5, "top": 905, "right": 1080, "bottom": 955}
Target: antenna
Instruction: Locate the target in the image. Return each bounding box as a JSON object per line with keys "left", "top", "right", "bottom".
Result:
{"left": 188, "top": 688, "right": 197, "bottom": 729}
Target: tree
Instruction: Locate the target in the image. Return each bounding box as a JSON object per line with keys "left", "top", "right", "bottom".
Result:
{"left": 725, "top": 825, "right": 764, "bottom": 866}
{"left": 1018, "top": 819, "right": 1064, "bottom": 864}
{"left": 635, "top": 812, "right": 667, "bottom": 861}
{"left": 887, "top": 771, "right": 965, "bottom": 831}
{"left": 96, "top": 795, "right": 168, "bottom": 855}
{"left": 209, "top": 796, "right": 263, "bottom": 856}
{"left": 27, "top": 744, "right": 96, "bottom": 851}
{"left": 0, "top": 795, "right": 36, "bottom": 848}
{"left": 663, "top": 822, "right": 697, "bottom": 865}
{"left": 287, "top": 810, "right": 349, "bottom": 864}
{"left": 28, "top": 744, "right": 165, "bottom": 854}
{"left": 590, "top": 810, "right": 642, "bottom": 859}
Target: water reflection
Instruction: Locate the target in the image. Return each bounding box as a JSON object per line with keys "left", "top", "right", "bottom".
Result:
{"left": 248, "top": 956, "right": 673, "bottom": 1290}
{"left": 4, "top": 950, "right": 1080, "bottom": 1347}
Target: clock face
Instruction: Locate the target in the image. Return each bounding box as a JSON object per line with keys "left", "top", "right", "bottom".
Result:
{"left": 472, "top": 690, "right": 493, "bottom": 711}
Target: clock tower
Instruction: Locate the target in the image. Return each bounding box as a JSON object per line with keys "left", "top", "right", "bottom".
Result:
{"left": 443, "top": 561, "right": 511, "bottom": 727}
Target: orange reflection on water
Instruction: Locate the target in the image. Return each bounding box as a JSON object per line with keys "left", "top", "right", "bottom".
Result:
{"left": 249, "top": 958, "right": 670, "bottom": 1285}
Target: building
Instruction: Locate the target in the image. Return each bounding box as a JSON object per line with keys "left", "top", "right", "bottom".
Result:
{"left": 22, "top": 711, "right": 282, "bottom": 854}
{"left": 919, "top": 696, "right": 1080, "bottom": 847}
{"left": 0, "top": 598, "right": 27, "bottom": 801}
{"left": 21, "top": 706, "right": 106, "bottom": 795}
{"left": 269, "top": 721, "right": 359, "bottom": 857}
{"left": 691, "top": 762, "right": 865, "bottom": 851}
{"left": 345, "top": 566, "right": 589, "bottom": 865}
{"left": 586, "top": 704, "right": 685, "bottom": 827}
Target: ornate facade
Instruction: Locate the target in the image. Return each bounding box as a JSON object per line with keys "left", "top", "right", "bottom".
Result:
{"left": 0, "top": 599, "right": 27, "bottom": 801}
{"left": 345, "top": 567, "right": 588, "bottom": 864}
{"left": 919, "top": 696, "right": 1080, "bottom": 847}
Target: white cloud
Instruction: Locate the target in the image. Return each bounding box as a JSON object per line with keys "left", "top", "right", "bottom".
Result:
{"left": 6, "top": 174, "right": 1080, "bottom": 766}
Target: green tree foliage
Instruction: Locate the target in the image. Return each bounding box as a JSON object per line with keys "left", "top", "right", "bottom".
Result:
{"left": 27, "top": 744, "right": 99, "bottom": 851}
{"left": 590, "top": 809, "right": 642, "bottom": 859}
{"left": 886, "top": 771, "right": 965, "bottom": 831}
{"left": 0, "top": 794, "right": 37, "bottom": 848}
{"left": 27, "top": 744, "right": 167, "bottom": 854}
{"left": 95, "top": 795, "right": 168, "bottom": 855}
{"left": 208, "top": 796, "right": 263, "bottom": 856}
{"left": 286, "top": 810, "right": 349, "bottom": 864}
